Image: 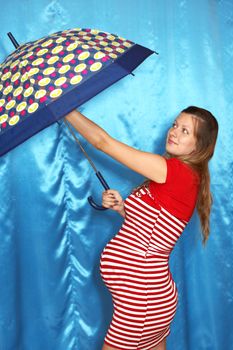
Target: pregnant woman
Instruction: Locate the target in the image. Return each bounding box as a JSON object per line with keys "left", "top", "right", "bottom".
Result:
{"left": 65, "top": 106, "right": 218, "bottom": 350}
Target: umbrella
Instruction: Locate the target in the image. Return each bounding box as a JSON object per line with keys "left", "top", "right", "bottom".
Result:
{"left": 0, "top": 27, "right": 155, "bottom": 209}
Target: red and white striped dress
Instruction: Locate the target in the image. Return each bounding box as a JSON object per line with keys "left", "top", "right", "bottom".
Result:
{"left": 100, "top": 158, "right": 200, "bottom": 349}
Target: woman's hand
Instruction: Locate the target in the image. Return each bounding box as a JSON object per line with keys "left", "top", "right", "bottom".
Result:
{"left": 102, "top": 190, "right": 126, "bottom": 217}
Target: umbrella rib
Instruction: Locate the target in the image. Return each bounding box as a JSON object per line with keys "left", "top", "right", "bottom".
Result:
{"left": 63, "top": 118, "right": 98, "bottom": 173}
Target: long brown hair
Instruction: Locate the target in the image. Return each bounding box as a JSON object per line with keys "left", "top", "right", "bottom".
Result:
{"left": 133, "top": 106, "right": 218, "bottom": 246}
{"left": 175, "top": 106, "right": 218, "bottom": 246}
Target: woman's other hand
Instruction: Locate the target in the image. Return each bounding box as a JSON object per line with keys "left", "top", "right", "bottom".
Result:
{"left": 102, "top": 190, "right": 125, "bottom": 217}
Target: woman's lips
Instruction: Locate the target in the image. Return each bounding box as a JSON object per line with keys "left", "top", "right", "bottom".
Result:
{"left": 168, "top": 138, "right": 177, "bottom": 145}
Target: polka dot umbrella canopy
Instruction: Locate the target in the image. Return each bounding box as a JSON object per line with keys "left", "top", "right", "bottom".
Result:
{"left": 0, "top": 28, "right": 154, "bottom": 208}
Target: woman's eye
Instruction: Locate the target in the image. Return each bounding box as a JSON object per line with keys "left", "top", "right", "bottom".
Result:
{"left": 183, "top": 128, "right": 188, "bottom": 134}
{"left": 172, "top": 123, "right": 177, "bottom": 128}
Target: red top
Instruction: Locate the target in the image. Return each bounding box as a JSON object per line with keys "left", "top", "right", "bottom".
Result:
{"left": 149, "top": 157, "right": 200, "bottom": 221}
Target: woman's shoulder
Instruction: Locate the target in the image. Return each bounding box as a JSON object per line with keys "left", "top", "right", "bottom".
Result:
{"left": 165, "top": 157, "right": 200, "bottom": 184}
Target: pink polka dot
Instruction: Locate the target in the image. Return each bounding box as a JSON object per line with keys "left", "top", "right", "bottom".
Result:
{"left": 62, "top": 84, "right": 68, "bottom": 89}
{"left": 39, "top": 63, "right": 45, "bottom": 68}
{"left": 10, "top": 111, "right": 15, "bottom": 117}
{"left": 29, "top": 98, "right": 34, "bottom": 105}
{"left": 65, "top": 41, "right": 71, "bottom": 46}
{"left": 40, "top": 96, "right": 47, "bottom": 103}
{"left": 2, "top": 123, "right": 7, "bottom": 128}
{"left": 57, "top": 63, "right": 63, "bottom": 68}
{"left": 70, "top": 59, "right": 76, "bottom": 64}
{"left": 7, "top": 96, "right": 12, "bottom": 102}
{"left": 69, "top": 73, "right": 75, "bottom": 78}
{"left": 86, "top": 28, "right": 91, "bottom": 32}
{"left": 37, "top": 75, "right": 43, "bottom": 80}
{"left": 0, "top": 107, "right": 3, "bottom": 113}
{"left": 51, "top": 72, "right": 57, "bottom": 78}
{"left": 101, "top": 56, "right": 109, "bottom": 62}
{"left": 46, "top": 54, "right": 51, "bottom": 59}
{"left": 17, "top": 95, "right": 23, "bottom": 101}
{"left": 49, "top": 86, "right": 55, "bottom": 91}
{"left": 82, "top": 70, "right": 88, "bottom": 75}
{"left": 76, "top": 50, "right": 83, "bottom": 54}
{"left": 20, "top": 110, "right": 26, "bottom": 116}
{"left": 88, "top": 60, "right": 94, "bottom": 65}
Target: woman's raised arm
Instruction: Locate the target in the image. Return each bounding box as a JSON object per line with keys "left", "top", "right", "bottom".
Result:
{"left": 65, "top": 110, "right": 167, "bottom": 183}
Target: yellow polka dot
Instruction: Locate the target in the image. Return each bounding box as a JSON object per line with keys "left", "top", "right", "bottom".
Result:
{"left": 94, "top": 52, "right": 106, "bottom": 60}
{"left": 17, "top": 102, "right": 27, "bottom": 112}
{"left": 63, "top": 54, "right": 75, "bottom": 63}
{"left": 88, "top": 41, "right": 96, "bottom": 46}
{"left": 10, "top": 60, "right": 20, "bottom": 69}
{"left": 47, "top": 56, "right": 59, "bottom": 65}
{"left": 50, "top": 89, "right": 63, "bottom": 98}
{"left": 124, "top": 42, "right": 132, "bottom": 48}
{"left": 100, "top": 41, "right": 108, "bottom": 46}
{"left": 90, "top": 62, "right": 102, "bottom": 72}
{"left": 78, "top": 52, "right": 90, "bottom": 60}
{"left": 37, "top": 48, "right": 48, "bottom": 56}
{"left": 58, "top": 65, "right": 70, "bottom": 74}
{"left": 107, "top": 35, "right": 115, "bottom": 41}
{"left": 21, "top": 73, "right": 29, "bottom": 82}
{"left": 3, "top": 85, "right": 13, "bottom": 95}
{"left": 38, "top": 77, "right": 51, "bottom": 87}
{"left": 6, "top": 100, "right": 16, "bottom": 110}
{"left": 24, "top": 87, "right": 34, "bottom": 97}
{"left": 90, "top": 29, "right": 99, "bottom": 35}
{"left": 41, "top": 39, "right": 53, "bottom": 47}
{"left": 2, "top": 72, "right": 12, "bottom": 81}
{"left": 52, "top": 45, "right": 63, "bottom": 54}
{"left": 116, "top": 48, "right": 125, "bottom": 53}
{"left": 11, "top": 72, "right": 21, "bottom": 82}
{"left": 19, "top": 60, "right": 28, "bottom": 68}
{"left": 83, "top": 35, "right": 91, "bottom": 41}
{"left": 0, "top": 99, "right": 5, "bottom": 107}
{"left": 28, "top": 102, "right": 39, "bottom": 114}
{"left": 23, "top": 52, "right": 33, "bottom": 59}
{"left": 0, "top": 114, "right": 8, "bottom": 124}
{"left": 28, "top": 68, "right": 39, "bottom": 77}
{"left": 43, "top": 67, "right": 55, "bottom": 75}
{"left": 112, "top": 41, "right": 120, "bottom": 47}
{"left": 67, "top": 42, "right": 78, "bottom": 51}
{"left": 0, "top": 84, "right": 3, "bottom": 92}
{"left": 56, "top": 37, "right": 66, "bottom": 44}
{"left": 109, "top": 53, "right": 118, "bottom": 59}
{"left": 78, "top": 31, "right": 87, "bottom": 36}
{"left": 13, "top": 87, "right": 23, "bottom": 97}
{"left": 35, "top": 89, "right": 46, "bottom": 99}
{"left": 32, "top": 58, "right": 44, "bottom": 66}
{"left": 81, "top": 44, "right": 90, "bottom": 50}
{"left": 105, "top": 47, "right": 113, "bottom": 52}
{"left": 55, "top": 77, "right": 67, "bottom": 87}
{"left": 9, "top": 115, "right": 20, "bottom": 126}
{"left": 74, "top": 63, "right": 86, "bottom": 73}
{"left": 70, "top": 75, "right": 82, "bottom": 85}
{"left": 96, "top": 35, "right": 103, "bottom": 40}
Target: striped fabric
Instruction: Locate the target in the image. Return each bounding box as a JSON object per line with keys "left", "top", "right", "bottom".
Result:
{"left": 100, "top": 185, "right": 187, "bottom": 349}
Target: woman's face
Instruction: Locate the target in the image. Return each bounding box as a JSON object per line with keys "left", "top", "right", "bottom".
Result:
{"left": 165, "top": 113, "right": 197, "bottom": 156}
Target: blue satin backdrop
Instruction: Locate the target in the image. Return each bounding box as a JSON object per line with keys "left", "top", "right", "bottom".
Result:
{"left": 0, "top": 1, "right": 232, "bottom": 349}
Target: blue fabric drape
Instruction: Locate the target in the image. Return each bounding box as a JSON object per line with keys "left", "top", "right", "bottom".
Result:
{"left": 0, "top": 1, "right": 232, "bottom": 349}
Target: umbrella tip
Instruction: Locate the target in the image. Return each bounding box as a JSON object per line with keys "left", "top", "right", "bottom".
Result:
{"left": 7, "top": 32, "right": 20, "bottom": 49}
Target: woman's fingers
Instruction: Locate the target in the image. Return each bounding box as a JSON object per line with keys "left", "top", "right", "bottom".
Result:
{"left": 102, "top": 189, "right": 123, "bottom": 209}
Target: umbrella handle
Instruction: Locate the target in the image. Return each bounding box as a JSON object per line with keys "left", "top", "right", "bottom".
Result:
{"left": 88, "top": 171, "right": 110, "bottom": 211}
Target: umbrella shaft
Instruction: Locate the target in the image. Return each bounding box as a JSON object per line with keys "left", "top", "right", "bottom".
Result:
{"left": 63, "top": 118, "right": 98, "bottom": 173}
